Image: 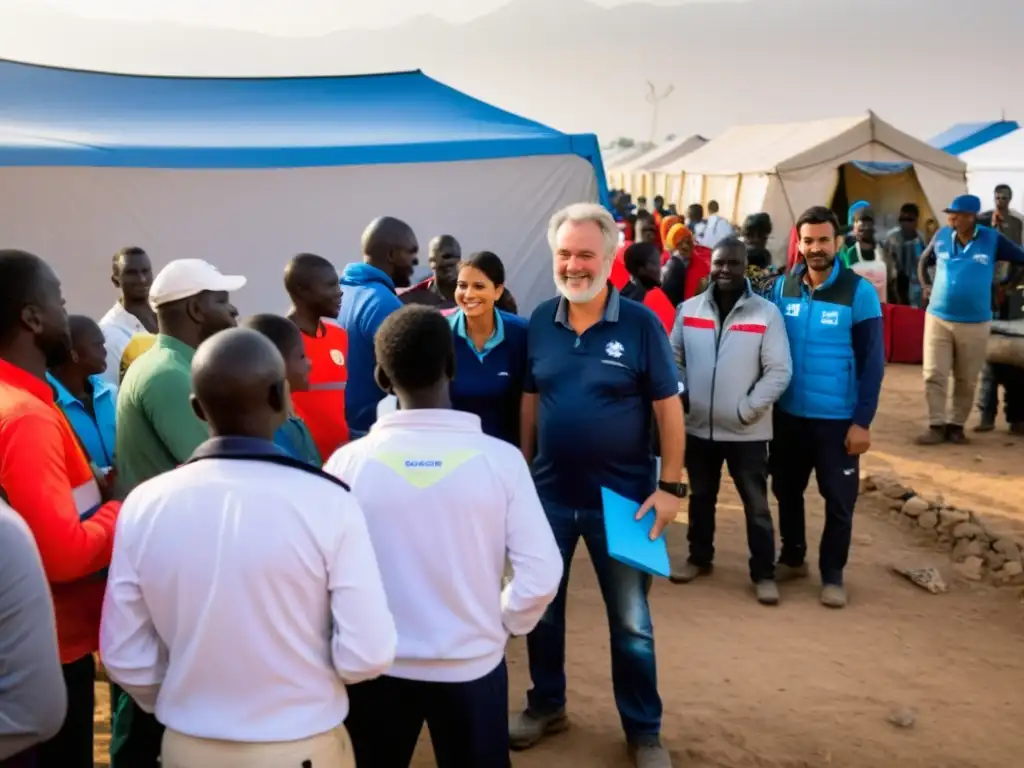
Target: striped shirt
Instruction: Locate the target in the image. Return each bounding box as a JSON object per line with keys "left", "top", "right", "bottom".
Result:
{"left": 0, "top": 358, "right": 120, "bottom": 663}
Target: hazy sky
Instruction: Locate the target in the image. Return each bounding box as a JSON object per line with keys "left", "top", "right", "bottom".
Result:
{"left": 32, "top": 0, "right": 732, "bottom": 34}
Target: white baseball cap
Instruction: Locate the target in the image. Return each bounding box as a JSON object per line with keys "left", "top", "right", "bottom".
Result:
{"left": 149, "top": 259, "right": 247, "bottom": 308}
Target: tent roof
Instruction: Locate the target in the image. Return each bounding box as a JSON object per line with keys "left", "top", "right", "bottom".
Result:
{"left": 0, "top": 58, "right": 602, "bottom": 169}
{"left": 928, "top": 120, "right": 1019, "bottom": 156}
{"left": 612, "top": 134, "right": 708, "bottom": 173}
{"left": 961, "top": 127, "right": 1024, "bottom": 170}
{"left": 602, "top": 145, "right": 650, "bottom": 168}
{"left": 660, "top": 113, "right": 965, "bottom": 176}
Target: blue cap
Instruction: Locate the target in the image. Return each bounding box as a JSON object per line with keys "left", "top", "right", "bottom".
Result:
{"left": 944, "top": 194, "right": 981, "bottom": 214}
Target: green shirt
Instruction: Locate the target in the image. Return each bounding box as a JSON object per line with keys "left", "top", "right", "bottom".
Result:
{"left": 114, "top": 334, "right": 207, "bottom": 498}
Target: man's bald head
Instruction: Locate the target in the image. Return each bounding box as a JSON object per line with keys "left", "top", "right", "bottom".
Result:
{"left": 190, "top": 328, "right": 288, "bottom": 439}
{"left": 360, "top": 216, "right": 419, "bottom": 288}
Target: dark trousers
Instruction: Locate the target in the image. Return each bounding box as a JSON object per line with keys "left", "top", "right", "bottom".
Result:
{"left": 770, "top": 412, "right": 859, "bottom": 586}
{"left": 109, "top": 688, "right": 164, "bottom": 768}
{"left": 34, "top": 654, "right": 94, "bottom": 768}
{"left": 685, "top": 435, "right": 775, "bottom": 582}
{"left": 526, "top": 499, "right": 661, "bottom": 740}
{"left": 984, "top": 363, "right": 1024, "bottom": 423}
{"left": 346, "top": 659, "right": 510, "bottom": 768}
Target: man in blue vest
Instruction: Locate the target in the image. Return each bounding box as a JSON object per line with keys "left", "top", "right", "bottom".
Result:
{"left": 916, "top": 194, "right": 1024, "bottom": 443}
{"left": 769, "top": 206, "right": 885, "bottom": 609}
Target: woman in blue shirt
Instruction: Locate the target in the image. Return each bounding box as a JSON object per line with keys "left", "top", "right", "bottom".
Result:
{"left": 446, "top": 251, "right": 528, "bottom": 444}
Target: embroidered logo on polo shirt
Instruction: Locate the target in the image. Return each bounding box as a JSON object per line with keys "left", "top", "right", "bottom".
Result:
{"left": 373, "top": 449, "right": 480, "bottom": 488}
{"left": 972, "top": 253, "right": 989, "bottom": 265}
{"left": 605, "top": 341, "right": 624, "bottom": 359}
{"left": 329, "top": 349, "right": 345, "bottom": 366}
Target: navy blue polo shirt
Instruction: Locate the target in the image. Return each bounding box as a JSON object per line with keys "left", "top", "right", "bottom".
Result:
{"left": 524, "top": 286, "right": 678, "bottom": 509}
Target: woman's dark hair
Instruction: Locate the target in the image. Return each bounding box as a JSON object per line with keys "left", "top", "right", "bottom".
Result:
{"left": 794, "top": 206, "right": 841, "bottom": 237}
{"left": 458, "top": 251, "right": 506, "bottom": 287}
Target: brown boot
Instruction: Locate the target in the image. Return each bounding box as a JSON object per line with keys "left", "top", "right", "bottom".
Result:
{"left": 915, "top": 425, "right": 946, "bottom": 445}
{"left": 947, "top": 424, "right": 968, "bottom": 444}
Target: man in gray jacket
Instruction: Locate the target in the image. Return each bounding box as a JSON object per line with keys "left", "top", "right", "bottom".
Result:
{"left": 668, "top": 238, "right": 792, "bottom": 605}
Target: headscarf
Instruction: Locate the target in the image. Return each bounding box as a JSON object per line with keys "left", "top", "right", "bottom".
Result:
{"left": 659, "top": 215, "right": 682, "bottom": 244}
{"left": 665, "top": 223, "right": 692, "bottom": 251}
{"left": 848, "top": 200, "right": 870, "bottom": 226}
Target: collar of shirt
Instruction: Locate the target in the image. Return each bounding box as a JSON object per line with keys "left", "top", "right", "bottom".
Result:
{"left": 46, "top": 373, "right": 116, "bottom": 411}
{"left": 372, "top": 408, "right": 482, "bottom": 435}
{"left": 101, "top": 302, "right": 148, "bottom": 334}
{"left": 190, "top": 436, "right": 288, "bottom": 462}
{"left": 156, "top": 334, "right": 197, "bottom": 363}
{"left": 0, "top": 358, "right": 53, "bottom": 404}
{"left": 554, "top": 284, "right": 621, "bottom": 329}
{"left": 450, "top": 308, "right": 505, "bottom": 357}
{"left": 797, "top": 258, "right": 842, "bottom": 291}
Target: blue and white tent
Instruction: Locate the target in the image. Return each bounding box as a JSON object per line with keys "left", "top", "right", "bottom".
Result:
{"left": 0, "top": 59, "right": 607, "bottom": 316}
{"left": 928, "top": 121, "right": 1020, "bottom": 156}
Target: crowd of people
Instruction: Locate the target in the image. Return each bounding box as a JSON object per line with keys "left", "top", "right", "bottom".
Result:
{"left": 0, "top": 184, "right": 1022, "bottom": 768}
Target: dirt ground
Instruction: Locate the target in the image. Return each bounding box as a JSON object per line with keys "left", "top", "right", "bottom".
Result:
{"left": 92, "top": 364, "right": 1024, "bottom": 767}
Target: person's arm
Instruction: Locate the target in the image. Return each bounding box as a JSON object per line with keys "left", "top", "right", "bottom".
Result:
{"left": 850, "top": 280, "right": 886, "bottom": 430}
{"left": 994, "top": 230, "right": 1024, "bottom": 265}
{"left": 501, "top": 454, "right": 563, "bottom": 636}
{"left": 646, "top": 315, "right": 686, "bottom": 489}
{"left": 669, "top": 305, "right": 687, "bottom": 388}
{"left": 918, "top": 236, "right": 936, "bottom": 293}
{"left": 143, "top": 371, "right": 209, "bottom": 463}
{"left": 0, "top": 412, "right": 119, "bottom": 582}
{"left": 519, "top": 325, "right": 539, "bottom": 464}
{"left": 739, "top": 305, "right": 793, "bottom": 424}
{"left": 99, "top": 498, "right": 167, "bottom": 714}
{"left": 327, "top": 497, "right": 397, "bottom": 684}
{"left": 361, "top": 294, "right": 402, "bottom": 347}
{"left": 0, "top": 507, "right": 67, "bottom": 760}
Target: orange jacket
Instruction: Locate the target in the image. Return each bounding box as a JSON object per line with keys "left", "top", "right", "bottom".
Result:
{"left": 0, "top": 359, "right": 119, "bottom": 663}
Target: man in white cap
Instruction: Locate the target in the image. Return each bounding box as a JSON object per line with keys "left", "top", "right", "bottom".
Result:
{"left": 110, "top": 258, "right": 245, "bottom": 768}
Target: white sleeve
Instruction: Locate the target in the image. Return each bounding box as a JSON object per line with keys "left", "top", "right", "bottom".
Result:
{"left": 327, "top": 498, "right": 397, "bottom": 684}
{"left": 99, "top": 502, "right": 167, "bottom": 714}
{"left": 99, "top": 326, "right": 125, "bottom": 386}
{"left": 501, "top": 456, "right": 563, "bottom": 637}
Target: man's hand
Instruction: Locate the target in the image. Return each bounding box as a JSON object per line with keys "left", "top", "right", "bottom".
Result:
{"left": 636, "top": 489, "right": 680, "bottom": 540}
{"left": 93, "top": 465, "right": 117, "bottom": 503}
{"left": 845, "top": 424, "right": 871, "bottom": 456}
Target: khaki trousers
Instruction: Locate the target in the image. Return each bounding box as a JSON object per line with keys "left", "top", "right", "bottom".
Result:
{"left": 922, "top": 314, "right": 991, "bottom": 427}
{"left": 161, "top": 724, "right": 355, "bottom": 768}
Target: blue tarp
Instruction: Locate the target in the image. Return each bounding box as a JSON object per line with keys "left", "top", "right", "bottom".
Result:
{"left": 0, "top": 58, "right": 608, "bottom": 203}
{"left": 928, "top": 121, "right": 1020, "bottom": 156}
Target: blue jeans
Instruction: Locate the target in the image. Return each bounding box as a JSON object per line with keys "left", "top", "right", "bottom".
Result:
{"left": 526, "top": 499, "right": 662, "bottom": 739}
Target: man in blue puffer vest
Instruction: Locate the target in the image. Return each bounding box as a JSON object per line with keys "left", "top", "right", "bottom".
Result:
{"left": 769, "top": 206, "right": 885, "bottom": 610}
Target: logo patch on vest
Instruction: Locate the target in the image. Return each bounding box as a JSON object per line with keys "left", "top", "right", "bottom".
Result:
{"left": 785, "top": 304, "right": 801, "bottom": 317}
{"left": 373, "top": 450, "right": 480, "bottom": 488}
{"left": 329, "top": 349, "right": 345, "bottom": 366}
{"left": 819, "top": 310, "right": 839, "bottom": 326}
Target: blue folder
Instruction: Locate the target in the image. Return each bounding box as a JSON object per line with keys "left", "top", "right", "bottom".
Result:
{"left": 601, "top": 487, "right": 671, "bottom": 578}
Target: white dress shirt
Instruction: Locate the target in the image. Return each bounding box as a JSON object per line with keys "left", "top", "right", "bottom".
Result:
{"left": 698, "top": 214, "right": 735, "bottom": 249}
{"left": 98, "top": 302, "right": 148, "bottom": 385}
{"left": 324, "top": 409, "right": 563, "bottom": 684}
{"left": 100, "top": 448, "right": 397, "bottom": 742}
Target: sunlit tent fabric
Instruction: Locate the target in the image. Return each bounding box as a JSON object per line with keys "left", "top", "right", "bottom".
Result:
{"left": 607, "top": 135, "right": 707, "bottom": 196}
{"left": 962, "top": 129, "right": 1024, "bottom": 212}
{"left": 929, "top": 121, "right": 1020, "bottom": 156}
{"left": 0, "top": 59, "right": 607, "bottom": 316}
{"left": 656, "top": 113, "right": 966, "bottom": 262}
{"left": 602, "top": 145, "right": 651, "bottom": 175}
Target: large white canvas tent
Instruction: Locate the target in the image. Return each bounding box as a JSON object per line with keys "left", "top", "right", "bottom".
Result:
{"left": 607, "top": 134, "right": 707, "bottom": 196}
{"left": 0, "top": 59, "right": 608, "bottom": 317}
{"left": 657, "top": 113, "right": 966, "bottom": 260}
{"left": 962, "top": 129, "right": 1024, "bottom": 213}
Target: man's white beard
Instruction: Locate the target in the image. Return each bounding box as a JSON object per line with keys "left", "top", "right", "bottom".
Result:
{"left": 555, "top": 260, "right": 611, "bottom": 304}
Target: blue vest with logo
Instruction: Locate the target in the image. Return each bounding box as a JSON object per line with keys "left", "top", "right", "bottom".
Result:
{"left": 774, "top": 263, "right": 862, "bottom": 421}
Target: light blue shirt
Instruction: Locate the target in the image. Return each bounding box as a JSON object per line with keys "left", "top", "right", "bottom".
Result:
{"left": 47, "top": 373, "right": 117, "bottom": 469}
{"left": 448, "top": 308, "right": 506, "bottom": 361}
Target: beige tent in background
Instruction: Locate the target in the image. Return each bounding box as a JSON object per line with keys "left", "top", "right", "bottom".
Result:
{"left": 655, "top": 112, "right": 966, "bottom": 261}
{"left": 606, "top": 134, "right": 707, "bottom": 196}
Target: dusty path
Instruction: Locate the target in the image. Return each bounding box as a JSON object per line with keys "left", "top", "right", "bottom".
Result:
{"left": 93, "top": 364, "right": 1024, "bottom": 767}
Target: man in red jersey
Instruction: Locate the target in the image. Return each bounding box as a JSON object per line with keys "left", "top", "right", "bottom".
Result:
{"left": 284, "top": 253, "right": 350, "bottom": 459}
{"left": 0, "top": 250, "right": 120, "bottom": 768}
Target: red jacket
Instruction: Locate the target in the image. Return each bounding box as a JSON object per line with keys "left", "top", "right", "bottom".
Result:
{"left": 643, "top": 286, "right": 676, "bottom": 333}
{"left": 0, "top": 359, "right": 119, "bottom": 663}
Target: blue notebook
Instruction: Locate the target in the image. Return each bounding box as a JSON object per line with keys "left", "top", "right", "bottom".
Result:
{"left": 601, "top": 487, "right": 671, "bottom": 578}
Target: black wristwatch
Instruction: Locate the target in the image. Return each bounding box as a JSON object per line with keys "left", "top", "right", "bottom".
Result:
{"left": 658, "top": 480, "right": 688, "bottom": 498}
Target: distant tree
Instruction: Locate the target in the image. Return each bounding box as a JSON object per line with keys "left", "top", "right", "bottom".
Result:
{"left": 613, "top": 137, "right": 636, "bottom": 148}
{"left": 665, "top": 133, "right": 677, "bottom": 142}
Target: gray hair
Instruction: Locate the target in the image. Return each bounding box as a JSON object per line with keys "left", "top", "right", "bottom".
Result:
{"left": 547, "top": 203, "right": 618, "bottom": 263}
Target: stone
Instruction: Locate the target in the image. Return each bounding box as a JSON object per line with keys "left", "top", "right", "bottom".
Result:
{"left": 888, "top": 499, "right": 905, "bottom": 512}
{"left": 887, "top": 708, "right": 916, "bottom": 728}
{"left": 952, "top": 522, "right": 984, "bottom": 540}
{"left": 938, "top": 508, "right": 970, "bottom": 532}
{"left": 985, "top": 550, "right": 1009, "bottom": 571}
{"left": 953, "top": 556, "right": 985, "bottom": 581}
{"left": 901, "top": 496, "right": 929, "bottom": 518}
{"left": 859, "top": 475, "right": 875, "bottom": 494}
{"left": 917, "top": 511, "right": 939, "bottom": 530}
{"left": 952, "top": 538, "right": 985, "bottom": 562}
{"left": 993, "top": 538, "right": 1023, "bottom": 563}
{"left": 992, "top": 561, "right": 1024, "bottom": 586}
{"left": 879, "top": 480, "right": 912, "bottom": 500}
